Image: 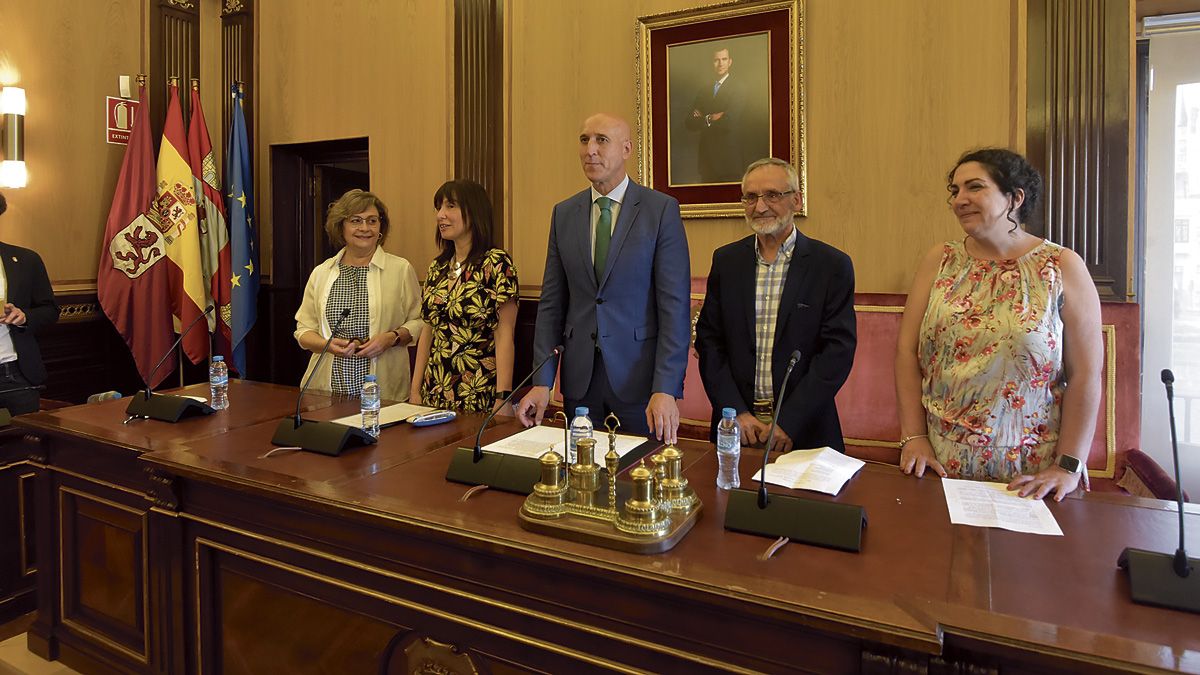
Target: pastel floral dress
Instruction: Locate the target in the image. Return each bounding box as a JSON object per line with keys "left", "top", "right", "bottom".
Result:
{"left": 420, "top": 248, "right": 519, "bottom": 413}
{"left": 918, "top": 239, "right": 1066, "bottom": 481}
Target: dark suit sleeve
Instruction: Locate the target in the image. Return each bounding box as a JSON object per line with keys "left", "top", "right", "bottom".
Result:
{"left": 651, "top": 197, "right": 691, "bottom": 399}
{"left": 20, "top": 252, "right": 58, "bottom": 335}
{"left": 780, "top": 250, "right": 856, "bottom": 442}
{"left": 694, "top": 251, "right": 746, "bottom": 415}
{"left": 531, "top": 205, "right": 567, "bottom": 387}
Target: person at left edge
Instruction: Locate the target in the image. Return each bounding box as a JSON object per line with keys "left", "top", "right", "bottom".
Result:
{"left": 294, "top": 189, "right": 424, "bottom": 401}
{"left": 515, "top": 113, "right": 691, "bottom": 443}
{"left": 695, "top": 158, "right": 856, "bottom": 455}
{"left": 0, "top": 191, "right": 59, "bottom": 415}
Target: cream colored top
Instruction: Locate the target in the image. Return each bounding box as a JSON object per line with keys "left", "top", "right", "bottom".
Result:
{"left": 294, "top": 246, "right": 424, "bottom": 400}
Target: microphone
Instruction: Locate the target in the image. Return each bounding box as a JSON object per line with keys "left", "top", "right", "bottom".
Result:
{"left": 293, "top": 308, "right": 351, "bottom": 427}
{"left": 269, "top": 307, "right": 376, "bottom": 456}
{"left": 141, "top": 305, "right": 215, "bottom": 399}
{"left": 1117, "top": 368, "right": 1199, "bottom": 612}
{"left": 124, "top": 306, "right": 219, "bottom": 422}
{"left": 1162, "top": 369, "right": 1191, "bottom": 578}
{"left": 758, "top": 350, "right": 801, "bottom": 508}
{"left": 446, "top": 344, "right": 566, "bottom": 493}
{"left": 473, "top": 345, "right": 562, "bottom": 462}
{"left": 724, "top": 348, "right": 867, "bottom": 552}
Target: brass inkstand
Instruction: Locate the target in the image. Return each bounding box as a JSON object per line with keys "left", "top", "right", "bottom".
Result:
{"left": 518, "top": 413, "right": 701, "bottom": 553}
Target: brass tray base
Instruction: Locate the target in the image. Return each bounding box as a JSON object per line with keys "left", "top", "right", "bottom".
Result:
{"left": 519, "top": 503, "right": 701, "bottom": 554}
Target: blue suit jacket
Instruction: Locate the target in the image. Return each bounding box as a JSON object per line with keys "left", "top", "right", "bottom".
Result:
{"left": 695, "top": 231, "right": 857, "bottom": 450}
{"left": 532, "top": 181, "right": 691, "bottom": 402}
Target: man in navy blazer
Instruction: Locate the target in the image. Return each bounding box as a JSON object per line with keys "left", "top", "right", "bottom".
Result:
{"left": 695, "top": 158, "right": 856, "bottom": 453}
{"left": 0, "top": 191, "right": 59, "bottom": 415}
{"left": 516, "top": 113, "right": 691, "bottom": 442}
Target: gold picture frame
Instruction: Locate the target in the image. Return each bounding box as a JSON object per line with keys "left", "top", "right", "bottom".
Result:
{"left": 636, "top": 0, "right": 806, "bottom": 218}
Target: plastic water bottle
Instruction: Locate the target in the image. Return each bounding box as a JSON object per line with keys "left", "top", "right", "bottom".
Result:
{"left": 568, "top": 406, "right": 593, "bottom": 465}
{"left": 716, "top": 407, "right": 741, "bottom": 489}
{"left": 208, "top": 356, "right": 229, "bottom": 410}
{"left": 361, "top": 375, "right": 381, "bottom": 438}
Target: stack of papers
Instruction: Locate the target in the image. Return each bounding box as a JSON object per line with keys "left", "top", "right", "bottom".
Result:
{"left": 941, "top": 478, "right": 1063, "bottom": 536}
{"left": 483, "top": 425, "right": 649, "bottom": 459}
{"left": 331, "top": 402, "right": 436, "bottom": 428}
{"left": 750, "top": 447, "right": 865, "bottom": 495}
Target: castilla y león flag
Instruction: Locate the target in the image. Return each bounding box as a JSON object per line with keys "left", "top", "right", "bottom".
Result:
{"left": 186, "top": 80, "right": 233, "bottom": 367}
{"left": 97, "top": 82, "right": 176, "bottom": 389}
{"left": 152, "top": 79, "right": 209, "bottom": 364}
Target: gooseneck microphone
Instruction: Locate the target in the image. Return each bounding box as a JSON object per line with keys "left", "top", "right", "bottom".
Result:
{"left": 124, "top": 305, "right": 218, "bottom": 422}
{"left": 724, "top": 347, "right": 867, "bottom": 552}
{"left": 1116, "top": 368, "right": 1199, "bottom": 612}
{"left": 269, "top": 307, "right": 376, "bottom": 456}
{"left": 1163, "top": 369, "right": 1192, "bottom": 578}
{"left": 473, "top": 345, "right": 562, "bottom": 462}
{"left": 758, "top": 350, "right": 802, "bottom": 509}
{"left": 293, "top": 307, "right": 352, "bottom": 427}
{"left": 141, "top": 304, "right": 215, "bottom": 398}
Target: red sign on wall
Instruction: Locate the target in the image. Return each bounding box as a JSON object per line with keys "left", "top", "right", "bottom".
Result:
{"left": 106, "top": 96, "right": 139, "bottom": 145}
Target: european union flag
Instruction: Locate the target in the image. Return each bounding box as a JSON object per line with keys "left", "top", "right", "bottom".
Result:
{"left": 226, "top": 84, "right": 258, "bottom": 376}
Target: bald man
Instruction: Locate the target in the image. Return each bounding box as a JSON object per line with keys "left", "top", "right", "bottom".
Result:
{"left": 516, "top": 113, "right": 691, "bottom": 443}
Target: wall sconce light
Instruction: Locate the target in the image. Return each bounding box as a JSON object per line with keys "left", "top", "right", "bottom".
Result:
{"left": 0, "top": 86, "right": 27, "bottom": 188}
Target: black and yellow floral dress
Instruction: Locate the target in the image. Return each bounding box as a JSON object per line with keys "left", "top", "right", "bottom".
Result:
{"left": 419, "top": 248, "right": 519, "bottom": 412}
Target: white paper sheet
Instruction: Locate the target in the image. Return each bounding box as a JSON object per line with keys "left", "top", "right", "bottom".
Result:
{"left": 749, "top": 447, "right": 865, "bottom": 495}
{"left": 482, "top": 425, "right": 650, "bottom": 460}
{"left": 330, "top": 402, "right": 437, "bottom": 428}
{"left": 941, "top": 478, "right": 1064, "bottom": 536}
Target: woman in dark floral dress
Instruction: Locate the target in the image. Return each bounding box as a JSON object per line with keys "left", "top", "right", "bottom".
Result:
{"left": 410, "top": 180, "right": 518, "bottom": 413}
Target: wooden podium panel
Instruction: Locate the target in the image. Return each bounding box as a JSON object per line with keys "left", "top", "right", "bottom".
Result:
{"left": 15, "top": 382, "right": 1200, "bottom": 674}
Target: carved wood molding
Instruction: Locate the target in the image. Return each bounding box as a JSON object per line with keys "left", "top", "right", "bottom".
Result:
{"left": 454, "top": 0, "right": 504, "bottom": 236}
{"left": 1027, "top": 0, "right": 1133, "bottom": 301}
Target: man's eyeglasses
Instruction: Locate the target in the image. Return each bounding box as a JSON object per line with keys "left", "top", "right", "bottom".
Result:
{"left": 740, "top": 190, "right": 795, "bottom": 206}
{"left": 346, "top": 216, "right": 382, "bottom": 226}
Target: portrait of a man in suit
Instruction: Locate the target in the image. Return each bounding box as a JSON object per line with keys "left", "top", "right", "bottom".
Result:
{"left": 668, "top": 36, "right": 771, "bottom": 187}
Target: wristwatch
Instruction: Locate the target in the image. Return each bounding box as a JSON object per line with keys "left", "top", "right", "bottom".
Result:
{"left": 1056, "top": 454, "right": 1083, "bottom": 474}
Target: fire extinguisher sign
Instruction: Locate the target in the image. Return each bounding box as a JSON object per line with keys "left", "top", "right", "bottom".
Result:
{"left": 106, "top": 96, "right": 139, "bottom": 145}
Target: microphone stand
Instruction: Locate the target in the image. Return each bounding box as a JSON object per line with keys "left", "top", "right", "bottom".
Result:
{"left": 723, "top": 350, "right": 868, "bottom": 553}
{"left": 445, "top": 345, "right": 564, "bottom": 494}
{"left": 1117, "top": 369, "right": 1200, "bottom": 613}
{"left": 125, "top": 306, "right": 217, "bottom": 423}
{"left": 270, "top": 308, "right": 377, "bottom": 456}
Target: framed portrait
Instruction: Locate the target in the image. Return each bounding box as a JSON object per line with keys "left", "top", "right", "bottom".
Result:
{"left": 636, "top": 0, "right": 806, "bottom": 218}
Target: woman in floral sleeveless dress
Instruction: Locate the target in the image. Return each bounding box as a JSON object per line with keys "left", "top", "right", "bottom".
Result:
{"left": 895, "top": 148, "right": 1103, "bottom": 501}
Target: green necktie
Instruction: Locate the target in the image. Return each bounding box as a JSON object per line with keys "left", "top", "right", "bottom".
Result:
{"left": 594, "top": 196, "right": 613, "bottom": 284}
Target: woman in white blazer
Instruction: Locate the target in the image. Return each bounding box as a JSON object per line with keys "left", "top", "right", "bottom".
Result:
{"left": 294, "top": 189, "right": 424, "bottom": 401}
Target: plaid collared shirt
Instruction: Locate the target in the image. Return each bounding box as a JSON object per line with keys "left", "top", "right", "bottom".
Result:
{"left": 754, "top": 227, "right": 798, "bottom": 401}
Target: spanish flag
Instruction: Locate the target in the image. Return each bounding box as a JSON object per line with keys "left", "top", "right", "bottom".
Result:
{"left": 152, "top": 78, "right": 208, "bottom": 364}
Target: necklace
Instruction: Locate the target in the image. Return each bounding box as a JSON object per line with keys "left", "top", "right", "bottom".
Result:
{"left": 452, "top": 258, "right": 466, "bottom": 278}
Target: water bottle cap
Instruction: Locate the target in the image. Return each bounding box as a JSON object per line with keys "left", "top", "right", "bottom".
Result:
{"left": 575, "top": 406, "right": 589, "bottom": 417}
{"left": 212, "top": 356, "right": 224, "bottom": 362}
{"left": 364, "top": 374, "right": 377, "bottom": 382}
{"left": 721, "top": 407, "right": 736, "bottom": 418}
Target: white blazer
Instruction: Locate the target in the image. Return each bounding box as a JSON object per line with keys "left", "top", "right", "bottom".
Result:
{"left": 294, "top": 246, "right": 424, "bottom": 400}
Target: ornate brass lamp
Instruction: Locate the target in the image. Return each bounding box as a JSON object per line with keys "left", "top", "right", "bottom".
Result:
{"left": 519, "top": 414, "right": 701, "bottom": 553}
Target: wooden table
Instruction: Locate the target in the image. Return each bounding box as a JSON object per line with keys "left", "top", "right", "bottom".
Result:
{"left": 15, "top": 383, "right": 1200, "bottom": 674}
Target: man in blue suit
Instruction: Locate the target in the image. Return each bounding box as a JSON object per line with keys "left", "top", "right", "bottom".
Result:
{"left": 516, "top": 113, "right": 691, "bottom": 443}
{"left": 695, "top": 158, "right": 856, "bottom": 453}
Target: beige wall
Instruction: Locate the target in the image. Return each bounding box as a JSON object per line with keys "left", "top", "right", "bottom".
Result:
{"left": 507, "top": 0, "right": 1023, "bottom": 294}
{"left": 0, "top": 0, "right": 1025, "bottom": 295}
{"left": 0, "top": 0, "right": 145, "bottom": 291}
{"left": 255, "top": 0, "right": 453, "bottom": 278}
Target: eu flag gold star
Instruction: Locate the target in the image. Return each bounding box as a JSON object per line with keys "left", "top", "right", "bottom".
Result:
{"left": 244, "top": 261, "right": 254, "bottom": 275}
{"left": 231, "top": 274, "right": 242, "bottom": 287}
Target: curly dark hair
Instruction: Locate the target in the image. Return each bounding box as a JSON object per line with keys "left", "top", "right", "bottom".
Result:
{"left": 0, "top": 191, "right": 7, "bottom": 217}
{"left": 947, "top": 148, "right": 1042, "bottom": 231}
